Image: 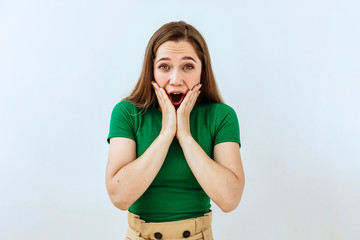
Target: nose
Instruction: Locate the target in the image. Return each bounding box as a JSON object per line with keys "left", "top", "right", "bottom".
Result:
{"left": 169, "top": 69, "right": 184, "bottom": 86}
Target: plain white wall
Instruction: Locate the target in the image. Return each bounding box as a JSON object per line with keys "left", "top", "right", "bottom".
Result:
{"left": 1, "top": 0, "right": 359, "bottom": 239}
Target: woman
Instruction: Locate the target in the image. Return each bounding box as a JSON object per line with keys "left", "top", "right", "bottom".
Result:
{"left": 106, "top": 21, "right": 245, "bottom": 240}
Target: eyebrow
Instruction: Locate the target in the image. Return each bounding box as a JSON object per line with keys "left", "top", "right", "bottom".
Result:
{"left": 156, "top": 56, "right": 197, "bottom": 64}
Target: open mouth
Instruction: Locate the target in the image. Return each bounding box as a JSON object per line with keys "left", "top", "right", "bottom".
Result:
{"left": 168, "top": 92, "right": 185, "bottom": 106}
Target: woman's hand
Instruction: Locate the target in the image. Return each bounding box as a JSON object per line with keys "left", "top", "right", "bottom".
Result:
{"left": 176, "top": 84, "right": 202, "bottom": 141}
{"left": 151, "top": 81, "right": 177, "bottom": 140}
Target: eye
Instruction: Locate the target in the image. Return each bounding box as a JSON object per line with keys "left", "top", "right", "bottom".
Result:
{"left": 183, "top": 65, "right": 194, "bottom": 70}
{"left": 159, "top": 64, "right": 169, "bottom": 70}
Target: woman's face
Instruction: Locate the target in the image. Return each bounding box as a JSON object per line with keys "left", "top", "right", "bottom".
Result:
{"left": 153, "top": 40, "right": 202, "bottom": 106}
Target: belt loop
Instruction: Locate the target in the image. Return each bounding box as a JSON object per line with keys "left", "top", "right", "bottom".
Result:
{"left": 128, "top": 212, "right": 145, "bottom": 233}
{"left": 202, "top": 226, "right": 213, "bottom": 240}
{"left": 195, "top": 211, "right": 212, "bottom": 232}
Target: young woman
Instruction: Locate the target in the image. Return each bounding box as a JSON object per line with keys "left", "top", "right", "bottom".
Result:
{"left": 106, "top": 21, "right": 245, "bottom": 240}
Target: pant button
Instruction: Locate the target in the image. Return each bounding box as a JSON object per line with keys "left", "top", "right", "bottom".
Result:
{"left": 154, "top": 232, "right": 162, "bottom": 239}
{"left": 183, "top": 230, "right": 191, "bottom": 238}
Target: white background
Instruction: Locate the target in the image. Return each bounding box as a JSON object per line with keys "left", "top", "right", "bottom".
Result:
{"left": 1, "top": 0, "right": 359, "bottom": 239}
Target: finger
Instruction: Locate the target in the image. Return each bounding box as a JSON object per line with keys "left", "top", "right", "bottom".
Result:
{"left": 187, "top": 87, "right": 199, "bottom": 103}
{"left": 151, "top": 81, "right": 160, "bottom": 89}
{"left": 158, "top": 87, "right": 168, "bottom": 99}
{"left": 191, "top": 83, "right": 202, "bottom": 91}
{"left": 158, "top": 87, "right": 173, "bottom": 107}
{"left": 187, "top": 84, "right": 201, "bottom": 105}
{"left": 181, "top": 90, "right": 192, "bottom": 107}
{"left": 152, "top": 83, "right": 161, "bottom": 101}
{"left": 187, "top": 91, "right": 198, "bottom": 110}
{"left": 189, "top": 87, "right": 201, "bottom": 109}
{"left": 152, "top": 81, "right": 167, "bottom": 100}
{"left": 179, "top": 91, "right": 195, "bottom": 113}
{"left": 152, "top": 82, "right": 167, "bottom": 108}
{"left": 151, "top": 81, "right": 161, "bottom": 95}
{"left": 177, "top": 83, "right": 201, "bottom": 113}
{"left": 152, "top": 81, "right": 165, "bottom": 99}
{"left": 152, "top": 82, "right": 175, "bottom": 112}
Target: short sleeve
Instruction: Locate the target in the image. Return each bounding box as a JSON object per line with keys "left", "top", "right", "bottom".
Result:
{"left": 107, "top": 101, "right": 136, "bottom": 144}
{"left": 214, "top": 104, "right": 241, "bottom": 147}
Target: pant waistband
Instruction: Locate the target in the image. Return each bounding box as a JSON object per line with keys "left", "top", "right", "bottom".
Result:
{"left": 127, "top": 211, "right": 212, "bottom": 239}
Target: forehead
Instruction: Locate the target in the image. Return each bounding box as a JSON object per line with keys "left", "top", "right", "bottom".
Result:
{"left": 155, "top": 41, "right": 199, "bottom": 59}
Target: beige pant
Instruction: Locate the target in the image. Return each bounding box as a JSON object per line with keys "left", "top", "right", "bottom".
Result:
{"left": 125, "top": 211, "right": 214, "bottom": 240}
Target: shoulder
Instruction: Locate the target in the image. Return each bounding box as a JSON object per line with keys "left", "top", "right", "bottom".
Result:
{"left": 109, "top": 100, "right": 143, "bottom": 127}
{"left": 214, "top": 102, "right": 236, "bottom": 113}
{"left": 196, "top": 102, "right": 237, "bottom": 116}
{"left": 111, "top": 100, "right": 141, "bottom": 116}
{"left": 203, "top": 103, "right": 240, "bottom": 146}
{"left": 193, "top": 103, "right": 239, "bottom": 130}
{"left": 113, "top": 99, "right": 137, "bottom": 111}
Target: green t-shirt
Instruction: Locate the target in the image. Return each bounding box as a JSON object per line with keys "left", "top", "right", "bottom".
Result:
{"left": 107, "top": 100, "right": 241, "bottom": 222}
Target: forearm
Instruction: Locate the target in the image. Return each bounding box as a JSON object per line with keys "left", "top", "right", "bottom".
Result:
{"left": 178, "top": 135, "right": 245, "bottom": 212}
{"left": 108, "top": 133, "right": 173, "bottom": 210}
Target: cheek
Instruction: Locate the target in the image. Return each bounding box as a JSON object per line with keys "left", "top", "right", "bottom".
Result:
{"left": 154, "top": 71, "right": 167, "bottom": 88}
{"left": 185, "top": 70, "right": 201, "bottom": 87}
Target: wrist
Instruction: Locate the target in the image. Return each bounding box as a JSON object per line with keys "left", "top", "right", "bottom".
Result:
{"left": 177, "top": 132, "right": 193, "bottom": 146}
{"left": 159, "top": 129, "right": 175, "bottom": 143}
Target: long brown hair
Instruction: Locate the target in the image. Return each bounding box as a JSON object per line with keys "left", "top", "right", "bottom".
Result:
{"left": 125, "top": 21, "right": 224, "bottom": 110}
